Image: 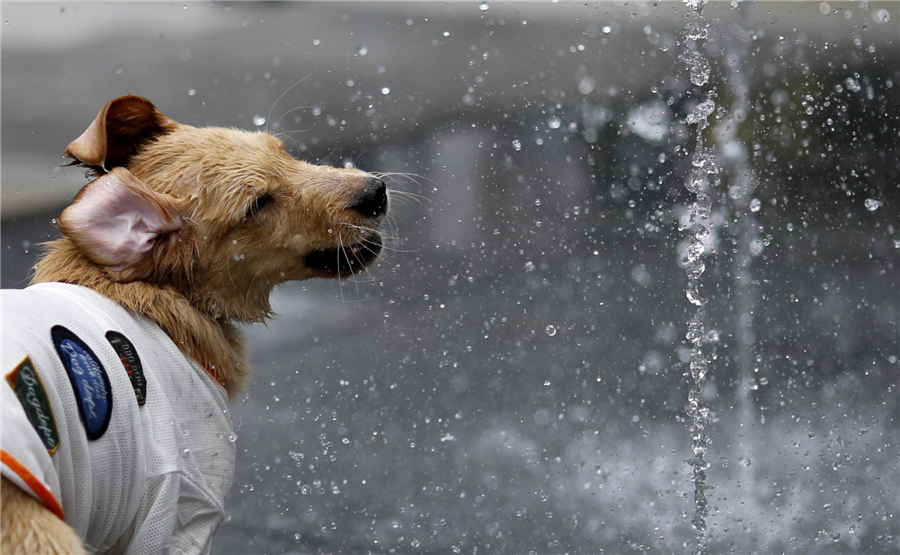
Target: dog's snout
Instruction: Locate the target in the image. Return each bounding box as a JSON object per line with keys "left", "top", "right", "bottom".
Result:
{"left": 350, "top": 178, "right": 387, "bottom": 218}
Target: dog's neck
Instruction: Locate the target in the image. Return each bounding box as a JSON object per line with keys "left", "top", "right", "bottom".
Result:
{"left": 32, "top": 239, "right": 249, "bottom": 396}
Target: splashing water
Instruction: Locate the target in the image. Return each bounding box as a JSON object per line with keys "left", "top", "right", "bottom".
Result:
{"left": 683, "top": 51, "right": 711, "bottom": 87}
{"left": 680, "top": 6, "right": 717, "bottom": 555}
{"left": 683, "top": 0, "right": 705, "bottom": 13}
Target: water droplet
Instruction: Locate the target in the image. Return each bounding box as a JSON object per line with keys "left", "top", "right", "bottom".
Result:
{"left": 750, "top": 238, "right": 765, "bottom": 256}
{"left": 864, "top": 198, "right": 881, "bottom": 212}
{"left": 226, "top": 432, "right": 238, "bottom": 442}
{"left": 844, "top": 77, "right": 861, "bottom": 92}
{"left": 749, "top": 198, "right": 761, "bottom": 212}
{"left": 873, "top": 8, "right": 890, "bottom": 22}
{"left": 355, "top": 45, "right": 368, "bottom": 56}
{"left": 252, "top": 115, "right": 266, "bottom": 127}
{"left": 479, "top": 1, "right": 489, "bottom": 11}
{"left": 602, "top": 25, "right": 611, "bottom": 34}
{"left": 545, "top": 325, "right": 557, "bottom": 337}
{"left": 443, "top": 31, "right": 450, "bottom": 37}
{"left": 115, "top": 67, "right": 123, "bottom": 75}
{"left": 525, "top": 261, "right": 535, "bottom": 272}
{"left": 187, "top": 89, "right": 196, "bottom": 96}
{"left": 512, "top": 139, "right": 522, "bottom": 151}
{"left": 578, "top": 77, "right": 596, "bottom": 95}
{"left": 381, "top": 87, "right": 391, "bottom": 95}
{"left": 548, "top": 116, "right": 562, "bottom": 129}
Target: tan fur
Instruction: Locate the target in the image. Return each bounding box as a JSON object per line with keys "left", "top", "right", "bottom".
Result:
{"left": 1, "top": 477, "right": 86, "bottom": 555}
{"left": 5, "top": 96, "right": 388, "bottom": 553}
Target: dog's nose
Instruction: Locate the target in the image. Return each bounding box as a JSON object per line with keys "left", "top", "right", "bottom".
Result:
{"left": 351, "top": 178, "right": 388, "bottom": 218}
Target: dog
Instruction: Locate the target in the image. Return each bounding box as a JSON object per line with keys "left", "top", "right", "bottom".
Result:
{"left": 0, "top": 95, "right": 388, "bottom": 554}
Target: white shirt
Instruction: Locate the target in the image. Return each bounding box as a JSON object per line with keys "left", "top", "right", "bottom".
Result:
{"left": 1, "top": 283, "right": 235, "bottom": 554}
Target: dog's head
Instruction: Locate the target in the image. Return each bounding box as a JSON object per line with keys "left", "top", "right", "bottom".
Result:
{"left": 58, "top": 95, "right": 388, "bottom": 321}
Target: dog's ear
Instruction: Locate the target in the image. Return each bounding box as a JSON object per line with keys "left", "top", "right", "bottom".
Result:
{"left": 65, "top": 95, "right": 179, "bottom": 171}
{"left": 58, "top": 167, "right": 192, "bottom": 283}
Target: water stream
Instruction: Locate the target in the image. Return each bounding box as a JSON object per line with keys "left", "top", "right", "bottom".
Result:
{"left": 680, "top": 3, "right": 718, "bottom": 554}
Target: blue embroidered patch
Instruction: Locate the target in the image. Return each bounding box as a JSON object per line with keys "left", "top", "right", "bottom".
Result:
{"left": 51, "top": 326, "right": 112, "bottom": 440}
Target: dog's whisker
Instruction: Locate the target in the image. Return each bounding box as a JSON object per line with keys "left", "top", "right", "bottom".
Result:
{"left": 225, "top": 253, "right": 237, "bottom": 290}
{"left": 365, "top": 243, "right": 407, "bottom": 256}
{"left": 383, "top": 211, "right": 401, "bottom": 243}
{"left": 372, "top": 171, "right": 437, "bottom": 190}
{"left": 336, "top": 235, "right": 344, "bottom": 300}
{"left": 359, "top": 242, "right": 398, "bottom": 266}
{"left": 337, "top": 232, "right": 360, "bottom": 298}
{"left": 385, "top": 189, "right": 430, "bottom": 202}
{"left": 354, "top": 148, "right": 373, "bottom": 168}
{"left": 335, "top": 224, "right": 397, "bottom": 245}
{"left": 245, "top": 269, "right": 260, "bottom": 307}
{"left": 271, "top": 106, "right": 314, "bottom": 136}
{"left": 386, "top": 193, "right": 430, "bottom": 211}
{"left": 265, "top": 64, "right": 323, "bottom": 134}
{"left": 274, "top": 127, "right": 315, "bottom": 138}
{"left": 337, "top": 222, "right": 399, "bottom": 243}
{"left": 385, "top": 193, "right": 428, "bottom": 211}
{"left": 315, "top": 144, "right": 341, "bottom": 166}
{"left": 273, "top": 132, "right": 302, "bottom": 154}
{"left": 336, "top": 222, "right": 380, "bottom": 234}
{"left": 379, "top": 178, "right": 434, "bottom": 209}
{"left": 355, "top": 262, "right": 380, "bottom": 293}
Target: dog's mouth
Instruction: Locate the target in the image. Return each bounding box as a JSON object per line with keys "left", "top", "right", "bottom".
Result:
{"left": 304, "top": 233, "right": 383, "bottom": 276}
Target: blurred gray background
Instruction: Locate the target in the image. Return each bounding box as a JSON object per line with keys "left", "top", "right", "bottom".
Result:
{"left": 2, "top": 2, "right": 898, "bottom": 554}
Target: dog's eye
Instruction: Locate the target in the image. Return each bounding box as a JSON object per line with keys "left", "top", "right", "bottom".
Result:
{"left": 245, "top": 194, "right": 274, "bottom": 220}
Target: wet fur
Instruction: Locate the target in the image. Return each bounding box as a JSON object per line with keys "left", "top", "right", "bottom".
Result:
{"left": 1, "top": 96, "right": 387, "bottom": 553}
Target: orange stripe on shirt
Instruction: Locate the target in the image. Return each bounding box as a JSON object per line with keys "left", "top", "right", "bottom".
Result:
{"left": 200, "top": 361, "right": 227, "bottom": 388}
{"left": 0, "top": 449, "right": 64, "bottom": 520}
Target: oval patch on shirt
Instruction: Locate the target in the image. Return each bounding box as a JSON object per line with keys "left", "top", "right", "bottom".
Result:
{"left": 51, "top": 325, "right": 112, "bottom": 440}
{"left": 6, "top": 357, "right": 60, "bottom": 454}
{"left": 105, "top": 331, "right": 147, "bottom": 406}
